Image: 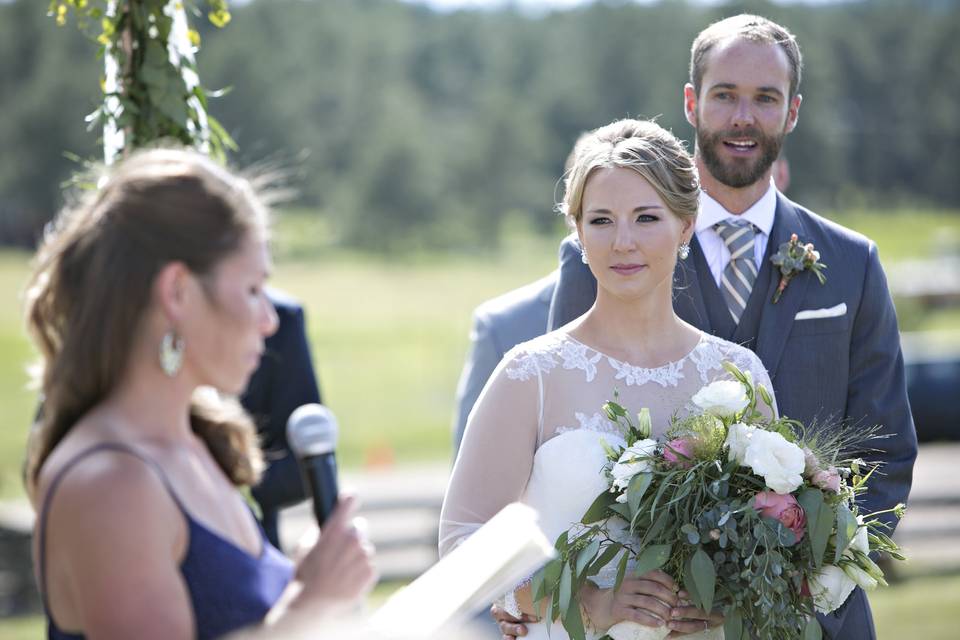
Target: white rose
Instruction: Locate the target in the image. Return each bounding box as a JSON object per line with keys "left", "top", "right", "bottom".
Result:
{"left": 692, "top": 380, "right": 750, "bottom": 418}
{"left": 725, "top": 422, "right": 758, "bottom": 465}
{"left": 842, "top": 562, "right": 878, "bottom": 591}
{"left": 607, "top": 621, "right": 670, "bottom": 640}
{"left": 611, "top": 439, "right": 657, "bottom": 491}
{"left": 742, "top": 430, "right": 805, "bottom": 494}
{"left": 809, "top": 564, "right": 857, "bottom": 614}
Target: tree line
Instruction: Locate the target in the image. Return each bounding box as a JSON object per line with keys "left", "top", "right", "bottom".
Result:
{"left": 1, "top": 0, "right": 958, "bottom": 251}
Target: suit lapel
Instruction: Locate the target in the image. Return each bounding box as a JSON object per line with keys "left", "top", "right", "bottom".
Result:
{"left": 672, "top": 236, "right": 714, "bottom": 333}
{"left": 754, "top": 194, "right": 812, "bottom": 377}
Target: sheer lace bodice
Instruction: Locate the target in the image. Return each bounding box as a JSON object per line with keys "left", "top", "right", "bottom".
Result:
{"left": 439, "top": 330, "right": 775, "bottom": 557}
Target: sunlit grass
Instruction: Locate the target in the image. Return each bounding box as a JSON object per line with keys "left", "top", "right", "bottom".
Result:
{"left": 0, "top": 208, "right": 956, "bottom": 501}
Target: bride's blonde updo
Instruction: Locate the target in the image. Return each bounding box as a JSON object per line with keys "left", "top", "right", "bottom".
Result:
{"left": 560, "top": 118, "right": 700, "bottom": 227}
{"left": 23, "top": 148, "right": 268, "bottom": 494}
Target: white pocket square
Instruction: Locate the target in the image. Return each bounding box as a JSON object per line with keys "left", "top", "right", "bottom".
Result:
{"left": 794, "top": 303, "right": 847, "bottom": 321}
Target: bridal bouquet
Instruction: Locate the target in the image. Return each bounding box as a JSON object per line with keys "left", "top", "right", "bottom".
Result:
{"left": 531, "top": 363, "right": 904, "bottom": 640}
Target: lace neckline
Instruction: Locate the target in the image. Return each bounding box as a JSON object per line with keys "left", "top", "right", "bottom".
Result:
{"left": 562, "top": 331, "right": 707, "bottom": 372}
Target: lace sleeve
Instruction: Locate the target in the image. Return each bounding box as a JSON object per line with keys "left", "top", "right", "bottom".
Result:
{"left": 438, "top": 344, "right": 544, "bottom": 558}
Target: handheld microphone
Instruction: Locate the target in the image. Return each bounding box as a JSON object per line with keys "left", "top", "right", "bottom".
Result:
{"left": 287, "top": 403, "right": 339, "bottom": 527}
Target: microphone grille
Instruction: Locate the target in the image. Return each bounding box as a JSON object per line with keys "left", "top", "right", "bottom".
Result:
{"left": 286, "top": 404, "right": 338, "bottom": 457}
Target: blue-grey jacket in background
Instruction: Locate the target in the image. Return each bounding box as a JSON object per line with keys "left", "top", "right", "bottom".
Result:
{"left": 243, "top": 288, "right": 322, "bottom": 548}
{"left": 452, "top": 272, "right": 557, "bottom": 455}
{"left": 549, "top": 193, "right": 917, "bottom": 640}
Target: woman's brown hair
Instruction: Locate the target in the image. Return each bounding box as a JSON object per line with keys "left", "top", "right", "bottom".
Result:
{"left": 24, "top": 149, "right": 268, "bottom": 494}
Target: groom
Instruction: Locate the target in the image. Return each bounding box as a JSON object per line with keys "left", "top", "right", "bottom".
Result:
{"left": 497, "top": 14, "right": 916, "bottom": 640}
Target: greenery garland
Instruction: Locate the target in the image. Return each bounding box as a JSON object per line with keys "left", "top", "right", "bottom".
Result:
{"left": 48, "top": 0, "right": 235, "bottom": 162}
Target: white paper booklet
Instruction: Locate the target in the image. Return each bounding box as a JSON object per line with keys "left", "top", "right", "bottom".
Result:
{"left": 369, "top": 502, "right": 556, "bottom": 639}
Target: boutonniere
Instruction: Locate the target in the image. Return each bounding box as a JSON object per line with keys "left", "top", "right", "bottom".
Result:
{"left": 770, "top": 233, "right": 827, "bottom": 303}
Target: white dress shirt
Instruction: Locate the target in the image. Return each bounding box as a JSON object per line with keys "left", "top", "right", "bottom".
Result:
{"left": 694, "top": 180, "right": 778, "bottom": 287}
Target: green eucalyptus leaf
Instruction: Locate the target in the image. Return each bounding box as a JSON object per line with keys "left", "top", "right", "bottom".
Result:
{"left": 632, "top": 544, "right": 671, "bottom": 577}
{"left": 559, "top": 563, "right": 573, "bottom": 614}
{"left": 689, "top": 547, "right": 716, "bottom": 613}
{"left": 576, "top": 540, "right": 601, "bottom": 578}
{"left": 798, "top": 487, "right": 833, "bottom": 567}
{"left": 723, "top": 608, "right": 743, "bottom": 640}
{"left": 628, "top": 472, "right": 653, "bottom": 516}
{"left": 588, "top": 543, "right": 622, "bottom": 577}
{"left": 531, "top": 567, "right": 545, "bottom": 603}
{"left": 614, "top": 549, "right": 629, "bottom": 592}
{"left": 833, "top": 503, "right": 858, "bottom": 564}
{"left": 563, "top": 594, "right": 586, "bottom": 640}
{"left": 543, "top": 557, "right": 562, "bottom": 590}
{"left": 582, "top": 490, "right": 616, "bottom": 524}
{"left": 803, "top": 616, "right": 823, "bottom": 640}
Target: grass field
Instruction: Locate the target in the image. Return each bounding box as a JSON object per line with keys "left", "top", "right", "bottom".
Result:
{"left": 1, "top": 209, "right": 959, "bottom": 499}
{"left": 0, "top": 208, "right": 958, "bottom": 634}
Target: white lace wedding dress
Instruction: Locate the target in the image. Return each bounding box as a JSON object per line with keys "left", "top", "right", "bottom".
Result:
{"left": 440, "top": 330, "right": 776, "bottom": 640}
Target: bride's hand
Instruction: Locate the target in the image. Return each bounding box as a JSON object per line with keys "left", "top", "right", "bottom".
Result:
{"left": 665, "top": 591, "right": 724, "bottom": 636}
{"left": 581, "top": 570, "right": 679, "bottom": 631}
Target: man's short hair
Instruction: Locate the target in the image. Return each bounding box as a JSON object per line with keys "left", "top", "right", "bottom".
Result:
{"left": 690, "top": 14, "right": 803, "bottom": 100}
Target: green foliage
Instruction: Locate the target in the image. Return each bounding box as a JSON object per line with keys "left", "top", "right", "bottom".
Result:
{"left": 4, "top": 0, "right": 959, "bottom": 250}
{"left": 47, "top": 0, "right": 235, "bottom": 161}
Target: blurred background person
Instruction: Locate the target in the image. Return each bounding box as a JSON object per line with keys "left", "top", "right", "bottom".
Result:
{"left": 771, "top": 154, "right": 791, "bottom": 193}
{"left": 244, "top": 289, "right": 323, "bottom": 548}
{"left": 24, "top": 148, "right": 375, "bottom": 638}
{"left": 451, "top": 272, "right": 555, "bottom": 455}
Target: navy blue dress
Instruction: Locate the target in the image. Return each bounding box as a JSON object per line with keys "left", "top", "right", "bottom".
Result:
{"left": 37, "top": 443, "right": 295, "bottom": 639}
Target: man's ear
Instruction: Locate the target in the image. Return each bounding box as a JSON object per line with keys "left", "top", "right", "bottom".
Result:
{"left": 683, "top": 84, "right": 699, "bottom": 129}
{"left": 154, "top": 261, "right": 192, "bottom": 325}
{"left": 784, "top": 93, "right": 802, "bottom": 134}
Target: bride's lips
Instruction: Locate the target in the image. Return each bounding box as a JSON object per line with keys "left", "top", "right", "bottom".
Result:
{"left": 610, "top": 263, "right": 647, "bottom": 275}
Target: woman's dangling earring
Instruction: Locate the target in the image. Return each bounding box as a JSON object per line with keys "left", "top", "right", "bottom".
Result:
{"left": 678, "top": 242, "right": 690, "bottom": 260}
{"left": 160, "top": 331, "right": 184, "bottom": 377}
{"left": 580, "top": 247, "right": 589, "bottom": 264}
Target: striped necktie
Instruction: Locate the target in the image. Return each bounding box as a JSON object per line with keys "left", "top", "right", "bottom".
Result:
{"left": 714, "top": 218, "right": 758, "bottom": 323}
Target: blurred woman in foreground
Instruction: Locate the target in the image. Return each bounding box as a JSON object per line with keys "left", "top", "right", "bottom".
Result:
{"left": 24, "top": 149, "right": 375, "bottom": 639}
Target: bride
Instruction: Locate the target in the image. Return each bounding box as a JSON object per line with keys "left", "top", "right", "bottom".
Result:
{"left": 439, "top": 119, "right": 775, "bottom": 640}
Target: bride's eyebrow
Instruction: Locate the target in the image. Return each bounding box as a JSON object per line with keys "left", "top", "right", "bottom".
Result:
{"left": 586, "top": 205, "right": 665, "bottom": 214}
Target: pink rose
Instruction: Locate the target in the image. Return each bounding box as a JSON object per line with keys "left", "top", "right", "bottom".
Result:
{"left": 663, "top": 438, "right": 695, "bottom": 468}
{"left": 754, "top": 490, "right": 806, "bottom": 544}
{"left": 812, "top": 467, "right": 841, "bottom": 493}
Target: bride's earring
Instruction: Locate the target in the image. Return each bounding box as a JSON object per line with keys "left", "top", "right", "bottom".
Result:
{"left": 678, "top": 242, "right": 690, "bottom": 260}
{"left": 160, "top": 330, "right": 184, "bottom": 377}
{"left": 580, "top": 247, "right": 589, "bottom": 264}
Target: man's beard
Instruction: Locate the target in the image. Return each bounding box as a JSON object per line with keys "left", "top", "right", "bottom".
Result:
{"left": 697, "top": 124, "right": 784, "bottom": 189}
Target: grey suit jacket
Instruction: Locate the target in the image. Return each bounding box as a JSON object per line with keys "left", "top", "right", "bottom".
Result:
{"left": 452, "top": 272, "right": 557, "bottom": 454}
{"left": 549, "top": 194, "right": 917, "bottom": 640}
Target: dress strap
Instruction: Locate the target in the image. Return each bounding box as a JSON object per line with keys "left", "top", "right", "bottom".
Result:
{"left": 36, "top": 442, "right": 187, "bottom": 610}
